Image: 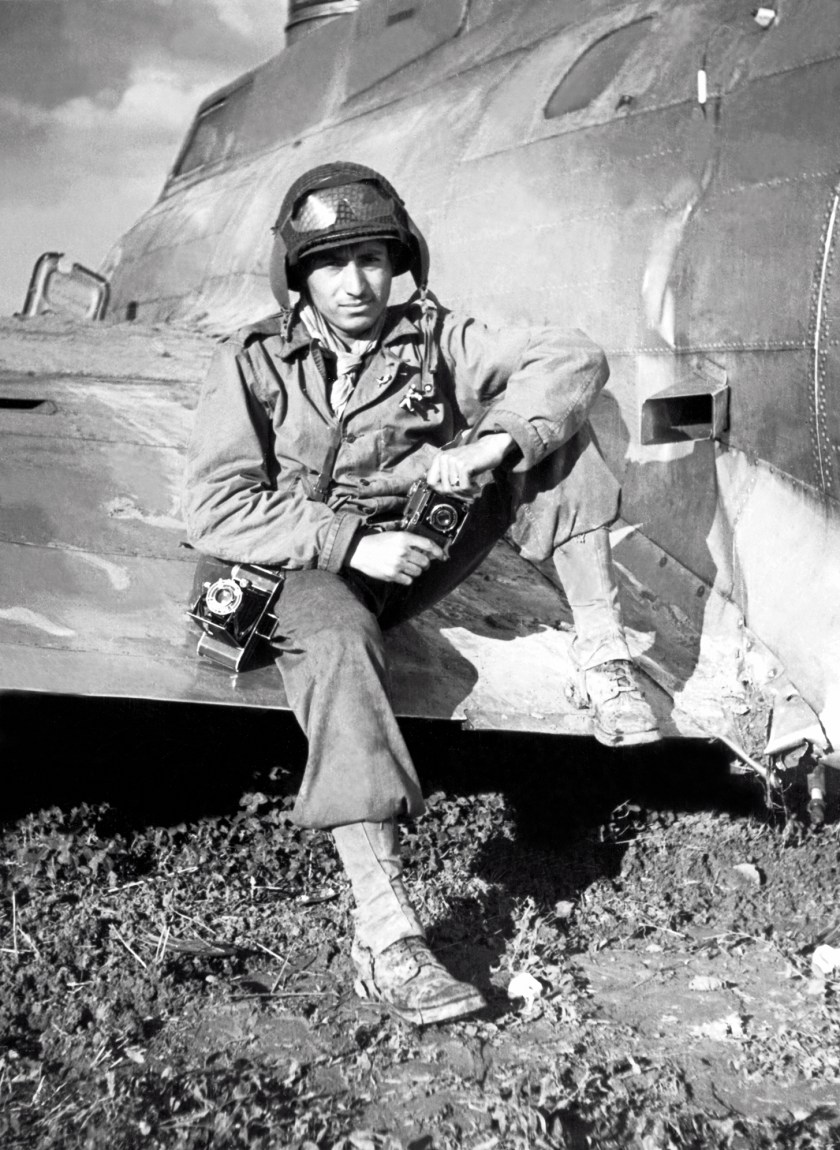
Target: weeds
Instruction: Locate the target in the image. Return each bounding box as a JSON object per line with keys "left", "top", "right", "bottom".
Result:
{"left": 2, "top": 740, "right": 840, "bottom": 1148}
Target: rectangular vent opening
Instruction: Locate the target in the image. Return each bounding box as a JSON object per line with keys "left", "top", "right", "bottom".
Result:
{"left": 387, "top": 7, "right": 415, "bottom": 25}
{"left": 0, "top": 398, "right": 57, "bottom": 414}
{"left": 641, "top": 372, "right": 729, "bottom": 446}
{"left": 644, "top": 394, "right": 712, "bottom": 443}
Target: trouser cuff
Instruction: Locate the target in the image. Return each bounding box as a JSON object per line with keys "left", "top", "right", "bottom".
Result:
{"left": 572, "top": 633, "right": 634, "bottom": 673}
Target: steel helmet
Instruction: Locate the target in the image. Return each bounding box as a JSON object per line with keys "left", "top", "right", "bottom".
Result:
{"left": 269, "top": 161, "right": 429, "bottom": 303}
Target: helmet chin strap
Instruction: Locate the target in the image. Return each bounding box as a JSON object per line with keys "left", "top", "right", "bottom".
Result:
{"left": 416, "top": 286, "right": 439, "bottom": 401}
{"left": 402, "top": 215, "right": 438, "bottom": 400}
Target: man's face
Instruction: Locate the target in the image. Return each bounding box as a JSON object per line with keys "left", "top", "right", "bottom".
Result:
{"left": 302, "top": 240, "right": 393, "bottom": 338}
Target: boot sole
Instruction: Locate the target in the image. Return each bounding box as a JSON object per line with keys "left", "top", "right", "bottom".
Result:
{"left": 353, "top": 977, "right": 486, "bottom": 1026}
{"left": 593, "top": 723, "right": 662, "bottom": 748}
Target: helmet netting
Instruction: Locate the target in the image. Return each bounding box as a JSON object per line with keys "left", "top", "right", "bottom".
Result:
{"left": 289, "top": 182, "right": 396, "bottom": 235}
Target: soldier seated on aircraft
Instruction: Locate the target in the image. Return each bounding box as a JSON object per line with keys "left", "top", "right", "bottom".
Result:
{"left": 183, "top": 161, "right": 660, "bottom": 1025}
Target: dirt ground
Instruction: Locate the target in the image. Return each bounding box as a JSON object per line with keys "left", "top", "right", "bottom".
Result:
{"left": 1, "top": 693, "right": 839, "bottom": 1149}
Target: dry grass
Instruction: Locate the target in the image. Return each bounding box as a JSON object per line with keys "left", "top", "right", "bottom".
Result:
{"left": 1, "top": 697, "right": 839, "bottom": 1148}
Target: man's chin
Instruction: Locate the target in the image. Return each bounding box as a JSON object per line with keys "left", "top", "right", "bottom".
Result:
{"left": 333, "top": 313, "right": 379, "bottom": 338}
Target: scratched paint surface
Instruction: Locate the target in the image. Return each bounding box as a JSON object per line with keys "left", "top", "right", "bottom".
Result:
{"left": 0, "top": 319, "right": 717, "bottom": 735}
{"left": 4, "top": 0, "right": 840, "bottom": 752}
{"left": 93, "top": 0, "right": 840, "bottom": 739}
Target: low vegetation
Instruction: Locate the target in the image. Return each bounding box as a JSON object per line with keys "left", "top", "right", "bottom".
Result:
{"left": 1, "top": 696, "right": 839, "bottom": 1148}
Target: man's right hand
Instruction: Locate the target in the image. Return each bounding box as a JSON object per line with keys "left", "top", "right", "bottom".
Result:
{"left": 346, "top": 531, "right": 444, "bottom": 585}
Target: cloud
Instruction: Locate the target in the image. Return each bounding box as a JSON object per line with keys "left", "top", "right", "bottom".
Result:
{"left": 1, "top": 66, "right": 221, "bottom": 200}
{"left": 0, "top": 0, "right": 282, "bottom": 109}
{"left": 1, "top": 67, "right": 208, "bottom": 315}
{"left": 205, "top": 0, "right": 265, "bottom": 37}
{"left": 0, "top": 0, "right": 282, "bottom": 315}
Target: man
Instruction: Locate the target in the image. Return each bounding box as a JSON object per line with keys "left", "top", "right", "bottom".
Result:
{"left": 184, "top": 161, "right": 659, "bottom": 1025}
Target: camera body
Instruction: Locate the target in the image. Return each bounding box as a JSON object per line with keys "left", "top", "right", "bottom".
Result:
{"left": 187, "top": 561, "right": 284, "bottom": 672}
{"left": 400, "top": 479, "right": 472, "bottom": 556}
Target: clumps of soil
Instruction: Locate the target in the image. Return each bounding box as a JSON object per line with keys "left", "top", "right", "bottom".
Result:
{"left": 1, "top": 705, "right": 839, "bottom": 1149}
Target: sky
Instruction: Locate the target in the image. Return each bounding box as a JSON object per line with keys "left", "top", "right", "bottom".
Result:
{"left": 0, "top": 0, "right": 285, "bottom": 317}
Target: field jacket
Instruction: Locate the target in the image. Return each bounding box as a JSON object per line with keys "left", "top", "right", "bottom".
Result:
{"left": 183, "top": 297, "right": 610, "bottom": 572}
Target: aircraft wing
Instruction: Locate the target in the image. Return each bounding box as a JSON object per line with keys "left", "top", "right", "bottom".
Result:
{"left": 1, "top": 316, "right": 786, "bottom": 752}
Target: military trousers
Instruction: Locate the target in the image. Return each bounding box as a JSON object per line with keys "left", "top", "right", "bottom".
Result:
{"left": 271, "top": 427, "right": 621, "bottom": 829}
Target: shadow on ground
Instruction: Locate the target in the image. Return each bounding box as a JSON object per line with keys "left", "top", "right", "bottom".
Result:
{"left": 1, "top": 691, "right": 758, "bottom": 831}
{"left": 1, "top": 688, "right": 762, "bottom": 1007}
{"left": 4, "top": 692, "right": 839, "bottom": 1147}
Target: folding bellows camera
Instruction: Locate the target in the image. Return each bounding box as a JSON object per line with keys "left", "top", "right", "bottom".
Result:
{"left": 399, "top": 478, "right": 471, "bottom": 555}
{"left": 187, "top": 562, "right": 284, "bottom": 672}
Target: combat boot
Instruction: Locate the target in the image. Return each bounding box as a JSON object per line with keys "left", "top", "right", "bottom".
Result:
{"left": 582, "top": 659, "right": 661, "bottom": 747}
{"left": 351, "top": 935, "right": 486, "bottom": 1025}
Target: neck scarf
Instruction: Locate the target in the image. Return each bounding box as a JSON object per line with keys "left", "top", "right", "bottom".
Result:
{"left": 299, "top": 302, "right": 386, "bottom": 418}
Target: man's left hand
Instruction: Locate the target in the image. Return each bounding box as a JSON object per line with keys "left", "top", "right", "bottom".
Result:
{"left": 426, "top": 432, "right": 515, "bottom": 496}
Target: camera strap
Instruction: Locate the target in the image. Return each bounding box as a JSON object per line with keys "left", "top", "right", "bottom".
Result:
{"left": 310, "top": 430, "right": 341, "bottom": 503}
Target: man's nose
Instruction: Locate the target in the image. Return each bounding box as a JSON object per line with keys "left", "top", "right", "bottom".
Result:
{"left": 341, "top": 260, "right": 366, "bottom": 296}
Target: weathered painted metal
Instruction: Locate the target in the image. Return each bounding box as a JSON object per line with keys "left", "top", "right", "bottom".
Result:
{"left": 0, "top": 345, "right": 682, "bottom": 735}
{"left": 3, "top": 0, "right": 839, "bottom": 762}
{"left": 0, "top": 322, "right": 791, "bottom": 757}
{"left": 21, "top": 253, "right": 110, "bottom": 320}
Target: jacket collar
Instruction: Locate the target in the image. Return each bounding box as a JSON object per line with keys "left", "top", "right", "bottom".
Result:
{"left": 235, "top": 309, "right": 293, "bottom": 348}
{"left": 272, "top": 300, "right": 423, "bottom": 363}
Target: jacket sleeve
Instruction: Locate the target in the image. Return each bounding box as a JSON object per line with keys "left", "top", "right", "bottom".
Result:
{"left": 182, "top": 342, "right": 362, "bottom": 571}
{"left": 439, "top": 314, "right": 609, "bottom": 473}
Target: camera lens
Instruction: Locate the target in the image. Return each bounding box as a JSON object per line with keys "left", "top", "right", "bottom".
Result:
{"left": 429, "top": 503, "right": 457, "bottom": 532}
{"left": 206, "top": 578, "right": 243, "bottom": 617}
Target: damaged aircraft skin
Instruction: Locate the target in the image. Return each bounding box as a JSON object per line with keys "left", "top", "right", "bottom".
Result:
{"left": 2, "top": 0, "right": 840, "bottom": 801}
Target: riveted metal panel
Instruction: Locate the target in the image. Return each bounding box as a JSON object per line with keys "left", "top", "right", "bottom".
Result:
{"left": 808, "top": 178, "right": 840, "bottom": 502}
{"left": 714, "top": 60, "right": 840, "bottom": 188}
{"left": 77, "top": 0, "right": 840, "bottom": 743}
{"left": 678, "top": 57, "right": 840, "bottom": 496}
{"left": 239, "top": 18, "right": 351, "bottom": 154}
{"left": 712, "top": 350, "right": 813, "bottom": 479}
{"left": 0, "top": 375, "right": 195, "bottom": 446}
{"left": 345, "top": 0, "right": 636, "bottom": 120}
{"left": 545, "top": 18, "right": 655, "bottom": 119}
{"left": 0, "top": 531, "right": 687, "bottom": 737}
{"left": 444, "top": 108, "right": 704, "bottom": 341}
{"left": 679, "top": 179, "right": 828, "bottom": 347}
{"left": 744, "top": 0, "right": 840, "bottom": 81}
{"left": 0, "top": 436, "right": 186, "bottom": 559}
{"left": 347, "top": 0, "right": 468, "bottom": 96}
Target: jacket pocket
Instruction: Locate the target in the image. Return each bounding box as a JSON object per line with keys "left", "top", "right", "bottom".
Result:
{"left": 246, "top": 344, "right": 285, "bottom": 422}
